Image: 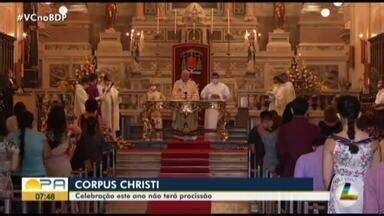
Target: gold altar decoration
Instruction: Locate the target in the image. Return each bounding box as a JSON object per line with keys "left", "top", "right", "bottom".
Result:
{"left": 273, "top": 2, "right": 285, "bottom": 30}
{"left": 140, "top": 100, "right": 229, "bottom": 141}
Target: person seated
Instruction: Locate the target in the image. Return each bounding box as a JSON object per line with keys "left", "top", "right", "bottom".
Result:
{"left": 294, "top": 138, "right": 326, "bottom": 191}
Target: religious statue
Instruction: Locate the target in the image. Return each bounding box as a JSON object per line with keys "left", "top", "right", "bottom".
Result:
{"left": 244, "top": 30, "right": 257, "bottom": 72}
{"left": 130, "top": 30, "right": 144, "bottom": 63}
{"left": 273, "top": 2, "right": 285, "bottom": 30}
{"left": 105, "top": 3, "right": 118, "bottom": 29}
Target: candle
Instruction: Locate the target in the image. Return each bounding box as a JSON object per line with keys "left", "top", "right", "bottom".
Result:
{"left": 193, "top": 22, "right": 196, "bottom": 39}
{"left": 211, "top": 9, "right": 213, "bottom": 33}
{"left": 227, "top": 8, "right": 230, "bottom": 34}
{"left": 174, "top": 10, "right": 177, "bottom": 34}
{"left": 156, "top": 7, "right": 160, "bottom": 34}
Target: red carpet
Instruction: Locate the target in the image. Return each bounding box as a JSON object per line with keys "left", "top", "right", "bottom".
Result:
{"left": 146, "top": 136, "right": 212, "bottom": 214}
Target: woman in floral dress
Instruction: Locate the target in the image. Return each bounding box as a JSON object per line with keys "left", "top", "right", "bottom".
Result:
{"left": 323, "top": 95, "right": 381, "bottom": 213}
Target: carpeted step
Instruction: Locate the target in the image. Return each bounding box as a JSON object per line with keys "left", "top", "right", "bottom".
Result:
{"left": 159, "top": 173, "right": 211, "bottom": 177}
{"left": 161, "top": 159, "right": 209, "bottom": 166}
{"left": 162, "top": 152, "right": 209, "bottom": 159}
{"left": 160, "top": 167, "right": 209, "bottom": 173}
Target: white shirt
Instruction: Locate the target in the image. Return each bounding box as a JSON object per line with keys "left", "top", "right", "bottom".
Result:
{"left": 200, "top": 82, "right": 231, "bottom": 101}
{"left": 375, "top": 89, "right": 384, "bottom": 105}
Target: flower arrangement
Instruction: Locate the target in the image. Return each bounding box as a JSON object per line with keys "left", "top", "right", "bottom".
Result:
{"left": 287, "top": 54, "right": 324, "bottom": 96}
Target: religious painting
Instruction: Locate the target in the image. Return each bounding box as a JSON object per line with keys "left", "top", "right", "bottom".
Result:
{"left": 173, "top": 43, "right": 210, "bottom": 92}
{"left": 234, "top": 3, "right": 245, "bottom": 16}
{"left": 180, "top": 49, "right": 203, "bottom": 75}
{"left": 49, "top": 64, "right": 69, "bottom": 87}
{"left": 307, "top": 65, "right": 339, "bottom": 90}
{"left": 172, "top": 3, "right": 219, "bottom": 9}
{"left": 144, "top": 3, "right": 156, "bottom": 15}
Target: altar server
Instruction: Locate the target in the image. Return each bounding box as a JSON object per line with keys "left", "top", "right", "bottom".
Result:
{"left": 98, "top": 74, "right": 120, "bottom": 135}
{"left": 74, "top": 77, "right": 89, "bottom": 118}
{"left": 201, "top": 72, "right": 232, "bottom": 129}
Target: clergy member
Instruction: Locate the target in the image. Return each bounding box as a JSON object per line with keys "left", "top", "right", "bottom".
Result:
{"left": 74, "top": 77, "right": 89, "bottom": 119}
{"left": 171, "top": 70, "right": 200, "bottom": 137}
{"left": 98, "top": 74, "right": 120, "bottom": 136}
{"left": 201, "top": 72, "right": 231, "bottom": 129}
{"left": 375, "top": 80, "right": 384, "bottom": 106}
{"left": 171, "top": 70, "right": 200, "bottom": 101}
{"left": 280, "top": 72, "right": 296, "bottom": 104}
{"left": 268, "top": 75, "right": 286, "bottom": 115}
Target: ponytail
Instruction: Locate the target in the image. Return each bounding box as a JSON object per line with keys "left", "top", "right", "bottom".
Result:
{"left": 347, "top": 117, "right": 359, "bottom": 154}
{"left": 18, "top": 111, "right": 34, "bottom": 165}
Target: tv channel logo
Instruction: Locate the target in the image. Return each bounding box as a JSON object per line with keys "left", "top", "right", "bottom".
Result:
{"left": 336, "top": 182, "right": 359, "bottom": 207}
{"left": 22, "top": 178, "right": 68, "bottom": 201}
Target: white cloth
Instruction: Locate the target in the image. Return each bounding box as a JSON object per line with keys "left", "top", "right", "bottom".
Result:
{"left": 268, "top": 84, "right": 286, "bottom": 115}
{"left": 74, "top": 84, "right": 88, "bottom": 118}
{"left": 200, "top": 82, "right": 232, "bottom": 101}
{"left": 284, "top": 81, "right": 296, "bottom": 104}
{"left": 201, "top": 82, "right": 232, "bottom": 129}
{"left": 375, "top": 89, "right": 384, "bottom": 105}
{"left": 98, "top": 84, "right": 120, "bottom": 132}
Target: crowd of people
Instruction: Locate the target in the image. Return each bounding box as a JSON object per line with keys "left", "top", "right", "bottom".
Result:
{"left": 0, "top": 96, "right": 114, "bottom": 213}
{"left": 249, "top": 94, "right": 384, "bottom": 213}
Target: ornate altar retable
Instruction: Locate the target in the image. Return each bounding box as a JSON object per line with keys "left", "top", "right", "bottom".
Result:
{"left": 141, "top": 100, "right": 229, "bottom": 141}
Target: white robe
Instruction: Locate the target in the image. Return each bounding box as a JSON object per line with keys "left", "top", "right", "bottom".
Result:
{"left": 375, "top": 89, "right": 384, "bottom": 105}
{"left": 98, "top": 84, "right": 120, "bottom": 133}
{"left": 74, "top": 84, "right": 88, "bottom": 118}
{"left": 268, "top": 84, "right": 286, "bottom": 116}
{"left": 284, "top": 81, "right": 296, "bottom": 104}
{"left": 200, "top": 82, "right": 231, "bottom": 130}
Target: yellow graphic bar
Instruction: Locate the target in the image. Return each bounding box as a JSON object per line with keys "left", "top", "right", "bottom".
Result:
{"left": 22, "top": 192, "right": 68, "bottom": 201}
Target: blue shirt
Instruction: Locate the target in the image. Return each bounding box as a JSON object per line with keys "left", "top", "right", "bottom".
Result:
{"left": 7, "top": 129, "right": 46, "bottom": 177}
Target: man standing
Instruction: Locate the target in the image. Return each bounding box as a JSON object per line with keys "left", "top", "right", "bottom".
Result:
{"left": 171, "top": 70, "right": 200, "bottom": 137}
{"left": 172, "top": 70, "right": 200, "bottom": 101}
{"left": 74, "top": 77, "right": 89, "bottom": 119}
{"left": 375, "top": 80, "right": 384, "bottom": 106}
{"left": 280, "top": 72, "right": 296, "bottom": 105}
{"left": 277, "top": 97, "right": 320, "bottom": 177}
{"left": 98, "top": 74, "right": 120, "bottom": 136}
{"left": 86, "top": 73, "right": 100, "bottom": 100}
{"left": 200, "top": 72, "right": 231, "bottom": 130}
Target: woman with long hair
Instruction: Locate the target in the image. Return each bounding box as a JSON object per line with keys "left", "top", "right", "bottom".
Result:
{"left": 45, "top": 105, "right": 80, "bottom": 177}
{"left": 323, "top": 95, "right": 381, "bottom": 213}
{"left": 5, "top": 102, "right": 26, "bottom": 134}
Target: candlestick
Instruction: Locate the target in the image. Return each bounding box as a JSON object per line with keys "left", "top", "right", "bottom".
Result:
{"left": 174, "top": 10, "right": 177, "bottom": 34}
{"left": 156, "top": 7, "right": 160, "bottom": 34}
{"left": 211, "top": 8, "right": 213, "bottom": 33}
{"left": 193, "top": 22, "right": 196, "bottom": 40}
{"left": 227, "top": 8, "right": 230, "bottom": 34}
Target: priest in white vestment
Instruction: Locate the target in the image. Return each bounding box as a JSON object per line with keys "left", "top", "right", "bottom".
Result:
{"left": 268, "top": 75, "right": 286, "bottom": 116}
{"left": 375, "top": 80, "right": 384, "bottom": 106}
{"left": 74, "top": 77, "right": 89, "bottom": 119}
{"left": 280, "top": 73, "right": 296, "bottom": 104}
{"left": 171, "top": 70, "right": 200, "bottom": 136}
{"left": 200, "top": 72, "right": 232, "bottom": 130}
{"left": 98, "top": 74, "right": 120, "bottom": 135}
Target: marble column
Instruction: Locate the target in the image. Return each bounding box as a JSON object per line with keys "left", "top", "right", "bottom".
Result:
{"left": 244, "top": 3, "right": 256, "bottom": 21}
{"left": 135, "top": 3, "right": 145, "bottom": 20}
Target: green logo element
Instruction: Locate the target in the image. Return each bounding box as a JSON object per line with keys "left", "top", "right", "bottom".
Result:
{"left": 340, "top": 183, "right": 358, "bottom": 201}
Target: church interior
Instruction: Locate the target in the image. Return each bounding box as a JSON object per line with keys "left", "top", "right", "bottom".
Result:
{"left": 1, "top": 2, "right": 384, "bottom": 214}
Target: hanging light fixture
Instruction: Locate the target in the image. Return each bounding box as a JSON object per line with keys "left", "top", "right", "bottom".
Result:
{"left": 333, "top": 2, "right": 343, "bottom": 7}
{"left": 321, "top": 8, "right": 330, "bottom": 17}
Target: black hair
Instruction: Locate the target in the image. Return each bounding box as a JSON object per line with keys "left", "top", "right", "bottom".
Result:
{"left": 291, "top": 97, "right": 309, "bottom": 116}
{"left": 89, "top": 73, "right": 98, "bottom": 82}
{"left": 46, "top": 105, "right": 67, "bottom": 149}
{"left": 103, "top": 74, "right": 110, "bottom": 82}
{"left": 80, "top": 76, "right": 89, "bottom": 85}
{"left": 13, "top": 102, "right": 26, "bottom": 116}
{"left": 336, "top": 95, "right": 361, "bottom": 154}
{"left": 282, "top": 102, "right": 294, "bottom": 124}
{"left": 374, "top": 109, "right": 384, "bottom": 137}
{"left": 212, "top": 72, "right": 219, "bottom": 78}
{"left": 85, "top": 98, "right": 99, "bottom": 113}
{"left": 18, "top": 111, "right": 34, "bottom": 165}
{"left": 85, "top": 116, "right": 99, "bottom": 136}
{"left": 260, "top": 110, "right": 273, "bottom": 121}
{"left": 273, "top": 75, "right": 285, "bottom": 84}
